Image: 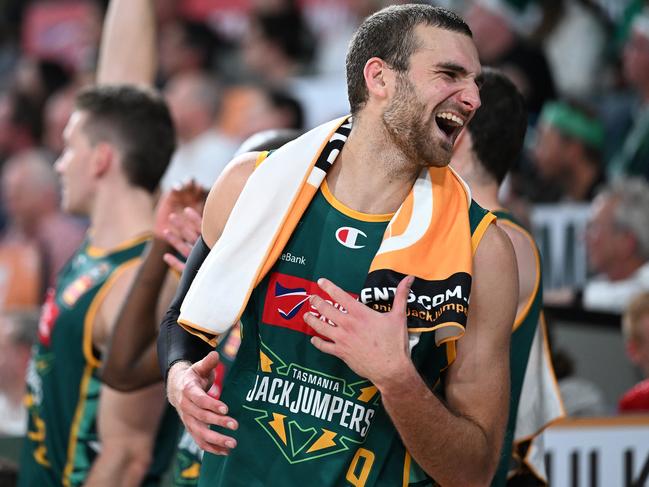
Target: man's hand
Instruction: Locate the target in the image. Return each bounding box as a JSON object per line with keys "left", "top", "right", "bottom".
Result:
{"left": 162, "top": 207, "right": 203, "bottom": 273}
{"left": 166, "top": 351, "right": 238, "bottom": 455}
{"left": 154, "top": 180, "right": 207, "bottom": 239}
{"left": 154, "top": 180, "right": 206, "bottom": 273}
{"left": 304, "top": 275, "right": 414, "bottom": 388}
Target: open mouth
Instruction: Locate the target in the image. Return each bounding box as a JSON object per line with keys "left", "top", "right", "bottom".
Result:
{"left": 434, "top": 111, "right": 465, "bottom": 143}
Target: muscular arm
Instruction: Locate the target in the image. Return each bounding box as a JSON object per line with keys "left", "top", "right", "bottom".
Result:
{"left": 85, "top": 383, "right": 167, "bottom": 487}
{"left": 96, "top": 0, "right": 156, "bottom": 85}
{"left": 101, "top": 238, "right": 176, "bottom": 391}
{"left": 86, "top": 264, "right": 169, "bottom": 486}
{"left": 498, "top": 221, "right": 539, "bottom": 324}
{"left": 306, "top": 224, "right": 518, "bottom": 486}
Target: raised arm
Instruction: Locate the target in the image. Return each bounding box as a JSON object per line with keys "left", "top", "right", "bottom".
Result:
{"left": 305, "top": 223, "right": 518, "bottom": 486}
{"left": 96, "top": 0, "right": 157, "bottom": 85}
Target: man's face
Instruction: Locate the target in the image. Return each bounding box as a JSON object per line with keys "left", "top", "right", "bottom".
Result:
{"left": 532, "top": 123, "right": 567, "bottom": 180}
{"left": 585, "top": 195, "right": 626, "bottom": 275}
{"left": 55, "top": 111, "right": 96, "bottom": 215}
{"left": 381, "top": 25, "right": 481, "bottom": 167}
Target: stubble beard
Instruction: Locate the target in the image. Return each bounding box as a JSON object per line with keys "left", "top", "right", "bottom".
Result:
{"left": 381, "top": 74, "right": 451, "bottom": 168}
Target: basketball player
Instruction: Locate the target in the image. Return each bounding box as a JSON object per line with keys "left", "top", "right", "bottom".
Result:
{"left": 452, "top": 69, "right": 564, "bottom": 485}
{"left": 18, "top": 85, "right": 179, "bottom": 487}
{"left": 161, "top": 5, "right": 518, "bottom": 486}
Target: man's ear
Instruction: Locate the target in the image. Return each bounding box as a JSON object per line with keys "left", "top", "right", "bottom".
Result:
{"left": 91, "top": 142, "right": 114, "bottom": 178}
{"left": 364, "top": 57, "right": 393, "bottom": 102}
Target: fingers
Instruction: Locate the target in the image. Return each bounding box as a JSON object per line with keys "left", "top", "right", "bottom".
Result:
{"left": 310, "top": 335, "right": 338, "bottom": 356}
{"left": 180, "top": 207, "right": 202, "bottom": 239}
{"left": 316, "top": 278, "right": 358, "bottom": 311}
{"left": 183, "top": 414, "right": 237, "bottom": 456}
{"left": 163, "top": 252, "right": 186, "bottom": 274}
{"left": 163, "top": 227, "right": 193, "bottom": 257}
{"left": 193, "top": 351, "right": 220, "bottom": 378}
{"left": 308, "top": 294, "right": 347, "bottom": 326}
{"left": 169, "top": 212, "right": 201, "bottom": 244}
{"left": 303, "top": 312, "right": 338, "bottom": 340}
{"left": 392, "top": 275, "right": 414, "bottom": 317}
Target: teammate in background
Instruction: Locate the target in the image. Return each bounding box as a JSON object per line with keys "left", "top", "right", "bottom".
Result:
{"left": 18, "top": 85, "right": 178, "bottom": 487}
{"left": 452, "top": 69, "right": 564, "bottom": 485}
{"left": 161, "top": 5, "right": 518, "bottom": 486}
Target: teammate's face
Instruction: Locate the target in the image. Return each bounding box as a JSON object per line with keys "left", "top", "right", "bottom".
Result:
{"left": 381, "top": 25, "right": 481, "bottom": 167}
{"left": 55, "top": 111, "right": 96, "bottom": 216}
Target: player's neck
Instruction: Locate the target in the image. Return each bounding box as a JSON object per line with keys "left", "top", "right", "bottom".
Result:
{"left": 89, "top": 184, "right": 154, "bottom": 249}
{"left": 467, "top": 183, "right": 500, "bottom": 212}
{"left": 327, "top": 121, "right": 422, "bottom": 215}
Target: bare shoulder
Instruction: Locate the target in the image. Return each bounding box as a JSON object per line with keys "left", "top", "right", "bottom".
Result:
{"left": 475, "top": 222, "right": 517, "bottom": 271}
{"left": 471, "top": 223, "right": 519, "bottom": 331}
{"left": 202, "top": 152, "right": 260, "bottom": 246}
{"left": 496, "top": 221, "right": 539, "bottom": 310}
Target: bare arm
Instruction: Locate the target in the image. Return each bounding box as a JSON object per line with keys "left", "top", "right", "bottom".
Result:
{"left": 96, "top": 0, "right": 156, "bottom": 85}
{"left": 306, "top": 224, "right": 518, "bottom": 486}
{"left": 85, "top": 383, "right": 167, "bottom": 487}
{"left": 87, "top": 264, "right": 168, "bottom": 486}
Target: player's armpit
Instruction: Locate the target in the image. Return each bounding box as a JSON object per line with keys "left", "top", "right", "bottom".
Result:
{"left": 444, "top": 223, "right": 518, "bottom": 481}
{"left": 201, "top": 152, "right": 259, "bottom": 247}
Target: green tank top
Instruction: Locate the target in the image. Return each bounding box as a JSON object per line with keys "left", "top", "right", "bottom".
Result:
{"left": 198, "top": 186, "right": 492, "bottom": 487}
{"left": 19, "top": 235, "right": 179, "bottom": 487}
{"left": 490, "top": 210, "right": 543, "bottom": 487}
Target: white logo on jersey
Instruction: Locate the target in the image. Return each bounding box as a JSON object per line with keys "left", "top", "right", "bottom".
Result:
{"left": 335, "top": 227, "right": 367, "bottom": 249}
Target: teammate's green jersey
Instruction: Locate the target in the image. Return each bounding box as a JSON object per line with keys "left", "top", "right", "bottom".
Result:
{"left": 198, "top": 183, "right": 492, "bottom": 487}
{"left": 490, "top": 210, "right": 543, "bottom": 487}
{"left": 19, "top": 235, "right": 179, "bottom": 487}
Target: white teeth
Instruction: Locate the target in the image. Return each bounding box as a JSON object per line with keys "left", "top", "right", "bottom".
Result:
{"left": 436, "top": 112, "right": 464, "bottom": 127}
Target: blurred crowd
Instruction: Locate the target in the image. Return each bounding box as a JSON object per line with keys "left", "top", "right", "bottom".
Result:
{"left": 0, "top": 0, "right": 648, "bottom": 447}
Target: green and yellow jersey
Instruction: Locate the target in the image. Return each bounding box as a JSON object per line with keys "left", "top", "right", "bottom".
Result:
{"left": 197, "top": 181, "right": 493, "bottom": 487}
{"left": 19, "top": 235, "right": 178, "bottom": 487}
{"left": 490, "top": 210, "right": 543, "bottom": 487}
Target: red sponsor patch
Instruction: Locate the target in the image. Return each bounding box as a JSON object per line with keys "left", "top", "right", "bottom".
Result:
{"left": 262, "top": 272, "right": 357, "bottom": 336}
{"left": 38, "top": 288, "right": 59, "bottom": 347}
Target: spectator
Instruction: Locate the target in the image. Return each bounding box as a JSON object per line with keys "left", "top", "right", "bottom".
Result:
{"left": 532, "top": 100, "right": 606, "bottom": 201}
{"left": 608, "top": 8, "right": 649, "bottom": 180}
{"left": 464, "top": 0, "right": 557, "bottom": 114}
{"left": 1, "top": 150, "right": 86, "bottom": 290}
{"left": 161, "top": 72, "right": 238, "bottom": 191}
{"left": 619, "top": 291, "right": 649, "bottom": 412}
{"left": 583, "top": 178, "right": 649, "bottom": 312}
{"left": 0, "top": 311, "right": 38, "bottom": 437}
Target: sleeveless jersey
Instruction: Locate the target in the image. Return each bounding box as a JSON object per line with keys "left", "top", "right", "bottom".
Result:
{"left": 198, "top": 183, "right": 492, "bottom": 487}
{"left": 19, "top": 235, "right": 179, "bottom": 487}
{"left": 490, "top": 210, "right": 543, "bottom": 487}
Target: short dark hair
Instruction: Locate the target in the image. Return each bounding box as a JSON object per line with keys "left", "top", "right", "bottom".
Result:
{"left": 467, "top": 69, "right": 527, "bottom": 185}
{"left": 75, "top": 85, "right": 176, "bottom": 193}
{"left": 346, "top": 4, "right": 472, "bottom": 115}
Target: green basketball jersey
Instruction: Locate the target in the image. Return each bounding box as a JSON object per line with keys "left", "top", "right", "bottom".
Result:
{"left": 198, "top": 185, "right": 492, "bottom": 487}
{"left": 490, "top": 211, "right": 543, "bottom": 487}
{"left": 19, "top": 235, "right": 179, "bottom": 487}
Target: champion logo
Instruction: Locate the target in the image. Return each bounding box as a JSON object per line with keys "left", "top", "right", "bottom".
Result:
{"left": 335, "top": 227, "right": 367, "bottom": 249}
